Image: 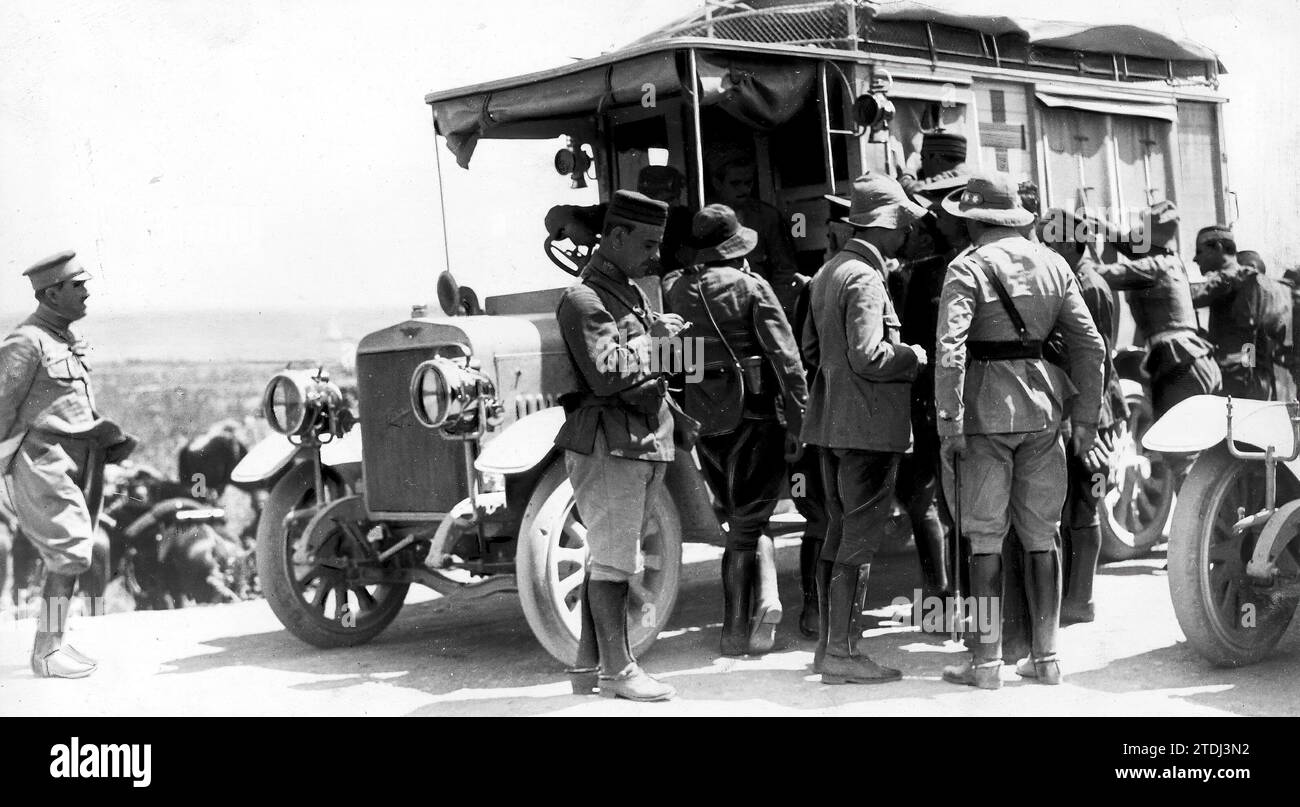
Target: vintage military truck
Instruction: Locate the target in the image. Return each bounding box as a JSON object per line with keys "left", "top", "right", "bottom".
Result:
{"left": 233, "top": 0, "right": 1233, "bottom": 664}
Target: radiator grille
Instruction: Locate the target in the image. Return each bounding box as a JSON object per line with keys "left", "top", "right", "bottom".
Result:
{"left": 357, "top": 348, "right": 467, "bottom": 514}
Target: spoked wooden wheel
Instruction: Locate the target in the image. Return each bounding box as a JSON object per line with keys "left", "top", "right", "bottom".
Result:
{"left": 1169, "top": 446, "right": 1300, "bottom": 666}
{"left": 1101, "top": 392, "right": 1176, "bottom": 561}
{"left": 516, "top": 460, "right": 682, "bottom": 666}
{"left": 258, "top": 463, "right": 407, "bottom": 647}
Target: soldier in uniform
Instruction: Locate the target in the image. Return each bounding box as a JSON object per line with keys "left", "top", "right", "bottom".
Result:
{"left": 934, "top": 174, "right": 1105, "bottom": 689}
{"left": 893, "top": 176, "right": 972, "bottom": 611}
{"left": 1192, "top": 227, "right": 1290, "bottom": 400}
{"left": 554, "top": 191, "right": 682, "bottom": 702}
{"left": 662, "top": 204, "right": 807, "bottom": 655}
{"left": 802, "top": 172, "right": 929, "bottom": 685}
{"left": 636, "top": 166, "right": 695, "bottom": 277}
{"left": 788, "top": 269, "right": 829, "bottom": 639}
{"left": 1086, "top": 203, "right": 1221, "bottom": 418}
{"left": 1041, "top": 209, "right": 1131, "bottom": 625}
{"left": 900, "top": 131, "right": 968, "bottom": 196}
{"left": 1, "top": 251, "right": 136, "bottom": 678}
{"left": 707, "top": 147, "right": 802, "bottom": 317}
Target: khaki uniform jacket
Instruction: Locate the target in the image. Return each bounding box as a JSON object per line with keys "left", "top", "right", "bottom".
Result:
{"left": 801, "top": 239, "right": 918, "bottom": 452}
{"left": 554, "top": 251, "right": 674, "bottom": 461}
{"left": 1192, "top": 262, "right": 1290, "bottom": 369}
{"left": 662, "top": 263, "right": 807, "bottom": 438}
{"left": 0, "top": 307, "right": 120, "bottom": 472}
{"left": 935, "top": 229, "right": 1104, "bottom": 438}
{"left": 1086, "top": 250, "right": 1215, "bottom": 378}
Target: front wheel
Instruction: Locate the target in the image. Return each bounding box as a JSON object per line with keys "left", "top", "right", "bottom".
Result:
{"left": 1168, "top": 445, "right": 1300, "bottom": 666}
{"left": 1100, "top": 391, "right": 1176, "bottom": 561}
{"left": 257, "top": 462, "right": 408, "bottom": 648}
{"left": 516, "top": 459, "right": 682, "bottom": 666}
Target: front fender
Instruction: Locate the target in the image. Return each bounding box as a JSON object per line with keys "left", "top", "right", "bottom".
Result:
{"left": 231, "top": 430, "right": 364, "bottom": 485}
{"left": 474, "top": 406, "right": 565, "bottom": 475}
{"left": 1144, "top": 395, "right": 1300, "bottom": 467}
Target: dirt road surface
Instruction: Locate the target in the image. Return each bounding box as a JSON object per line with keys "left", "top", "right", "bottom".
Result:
{"left": 3, "top": 538, "right": 1298, "bottom": 716}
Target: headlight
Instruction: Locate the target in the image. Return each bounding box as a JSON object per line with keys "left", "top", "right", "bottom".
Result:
{"left": 409, "top": 357, "right": 503, "bottom": 435}
{"left": 261, "top": 370, "right": 346, "bottom": 439}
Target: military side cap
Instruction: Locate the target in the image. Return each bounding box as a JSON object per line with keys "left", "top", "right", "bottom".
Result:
{"left": 23, "top": 250, "right": 90, "bottom": 292}
{"left": 604, "top": 190, "right": 669, "bottom": 230}
{"left": 922, "top": 131, "right": 967, "bottom": 160}
{"left": 1237, "top": 250, "right": 1267, "bottom": 274}
{"left": 1196, "top": 224, "right": 1234, "bottom": 248}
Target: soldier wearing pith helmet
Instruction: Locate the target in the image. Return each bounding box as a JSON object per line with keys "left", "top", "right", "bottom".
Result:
{"left": 1, "top": 250, "right": 137, "bottom": 678}
{"left": 933, "top": 174, "right": 1105, "bottom": 689}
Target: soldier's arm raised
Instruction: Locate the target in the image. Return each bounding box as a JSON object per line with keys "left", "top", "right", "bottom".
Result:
{"left": 1088, "top": 253, "right": 1161, "bottom": 292}
{"left": 934, "top": 262, "right": 975, "bottom": 438}
{"left": 1190, "top": 267, "right": 1246, "bottom": 306}
{"left": 0, "top": 332, "right": 40, "bottom": 442}
{"left": 843, "top": 269, "right": 919, "bottom": 382}
{"left": 556, "top": 288, "right": 654, "bottom": 397}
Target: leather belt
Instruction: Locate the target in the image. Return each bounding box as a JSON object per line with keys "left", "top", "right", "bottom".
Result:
{"left": 967, "top": 340, "right": 1043, "bottom": 361}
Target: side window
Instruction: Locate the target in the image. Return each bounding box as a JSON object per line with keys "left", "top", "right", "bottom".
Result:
{"left": 611, "top": 116, "right": 672, "bottom": 192}
{"left": 1041, "top": 107, "right": 1113, "bottom": 220}
{"left": 1176, "top": 100, "right": 1225, "bottom": 260}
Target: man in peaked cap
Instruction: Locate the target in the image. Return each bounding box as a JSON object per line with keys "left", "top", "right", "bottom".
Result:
{"left": 934, "top": 173, "right": 1104, "bottom": 689}
{"left": 901, "top": 130, "right": 968, "bottom": 196}
{"left": 1, "top": 250, "right": 136, "bottom": 678}
{"left": 662, "top": 204, "right": 807, "bottom": 657}
{"left": 554, "top": 191, "right": 684, "bottom": 701}
{"left": 637, "top": 165, "right": 695, "bottom": 276}
{"left": 802, "top": 172, "right": 929, "bottom": 685}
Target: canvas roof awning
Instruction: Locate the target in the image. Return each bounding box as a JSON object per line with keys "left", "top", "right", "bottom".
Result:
{"left": 427, "top": 2, "right": 1225, "bottom": 168}
{"left": 870, "top": 1, "right": 1220, "bottom": 65}
{"left": 429, "top": 45, "right": 819, "bottom": 168}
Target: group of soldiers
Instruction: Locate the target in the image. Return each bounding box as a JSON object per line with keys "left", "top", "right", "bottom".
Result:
{"left": 552, "top": 132, "right": 1294, "bottom": 700}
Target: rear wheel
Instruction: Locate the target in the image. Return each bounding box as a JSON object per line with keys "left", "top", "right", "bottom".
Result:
{"left": 258, "top": 462, "right": 408, "bottom": 647}
{"left": 1100, "top": 391, "right": 1176, "bottom": 561}
{"left": 516, "top": 459, "right": 682, "bottom": 666}
{"left": 1168, "top": 446, "right": 1300, "bottom": 666}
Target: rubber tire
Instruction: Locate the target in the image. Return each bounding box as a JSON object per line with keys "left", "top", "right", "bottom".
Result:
{"left": 1100, "top": 391, "right": 1176, "bottom": 561}
{"left": 257, "top": 462, "right": 407, "bottom": 648}
{"left": 516, "top": 459, "right": 682, "bottom": 666}
{"left": 1168, "top": 445, "right": 1298, "bottom": 666}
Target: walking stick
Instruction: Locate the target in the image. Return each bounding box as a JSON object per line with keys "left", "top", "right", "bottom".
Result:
{"left": 950, "top": 450, "right": 963, "bottom": 644}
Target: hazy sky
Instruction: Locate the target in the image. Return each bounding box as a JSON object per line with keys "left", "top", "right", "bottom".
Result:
{"left": 2, "top": 0, "right": 1297, "bottom": 315}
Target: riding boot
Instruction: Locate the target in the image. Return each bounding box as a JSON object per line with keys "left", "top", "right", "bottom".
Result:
{"left": 798, "top": 537, "right": 820, "bottom": 639}
{"left": 31, "top": 572, "right": 96, "bottom": 679}
{"left": 820, "top": 563, "right": 902, "bottom": 684}
{"left": 812, "top": 560, "right": 833, "bottom": 672}
{"left": 720, "top": 549, "right": 754, "bottom": 656}
{"left": 1022, "top": 549, "right": 1063, "bottom": 684}
{"left": 1061, "top": 524, "right": 1100, "bottom": 624}
{"left": 999, "top": 528, "right": 1032, "bottom": 664}
{"left": 587, "top": 579, "right": 675, "bottom": 702}
{"left": 565, "top": 577, "right": 599, "bottom": 694}
{"left": 749, "top": 534, "right": 782, "bottom": 654}
{"left": 942, "top": 553, "right": 1003, "bottom": 689}
{"left": 912, "top": 510, "right": 949, "bottom": 600}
